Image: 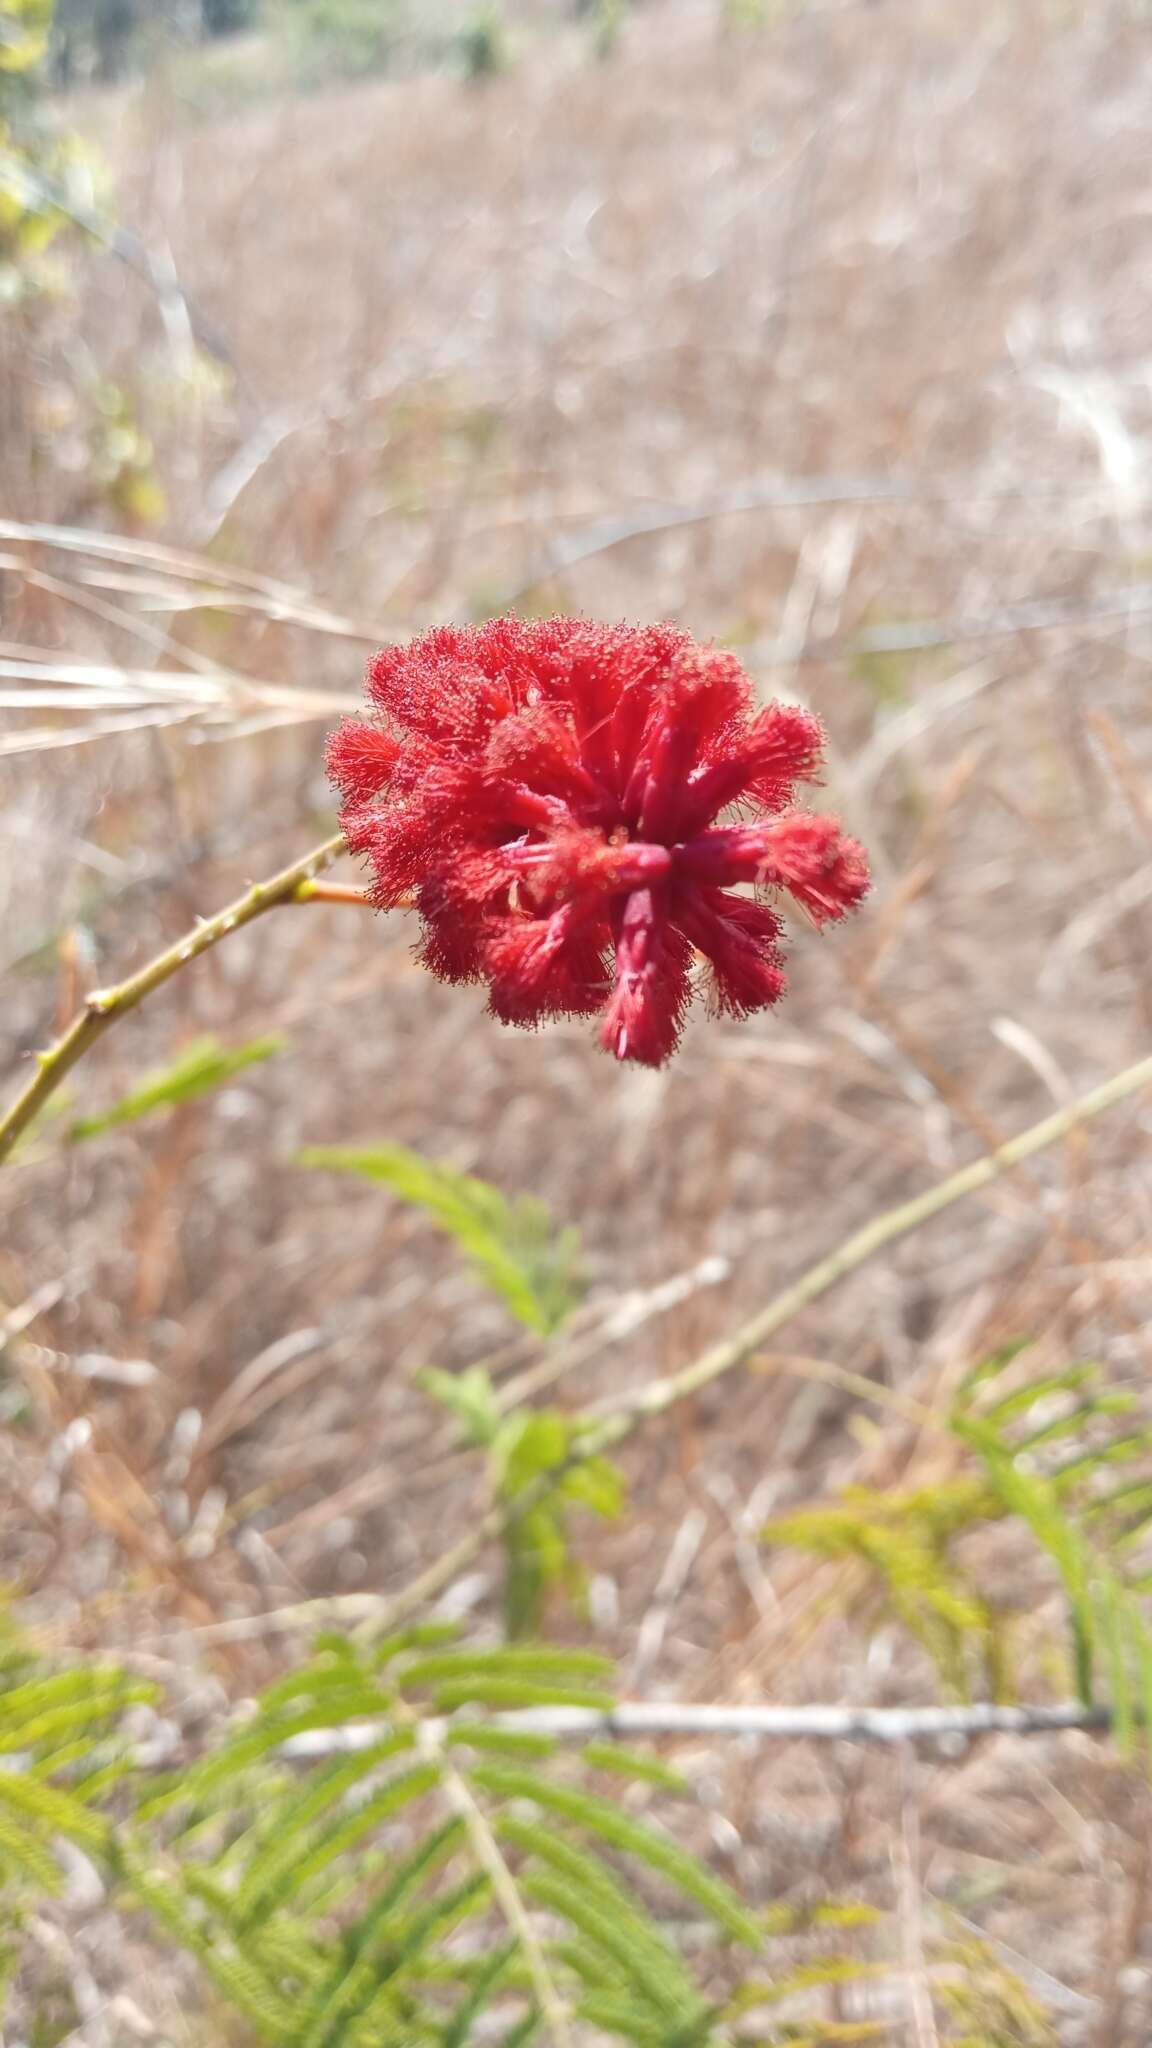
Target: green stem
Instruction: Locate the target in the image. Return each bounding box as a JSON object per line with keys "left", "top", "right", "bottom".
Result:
{"left": 585, "top": 1049, "right": 1152, "bottom": 1451}
{"left": 433, "top": 1741, "right": 573, "bottom": 2048}
{"left": 361, "top": 1048, "right": 1152, "bottom": 1636}
{"left": 0, "top": 833, "right": 347, "bottom": 1167}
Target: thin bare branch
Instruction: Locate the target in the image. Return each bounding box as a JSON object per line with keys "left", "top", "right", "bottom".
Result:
{"left": 282, "top": 1698, "right": 1117, "bottom": 1758}
{"left": 502, "top": 470, "right": 1119, "bottom": 603}
{"left": 584, "top": 1049, "right": 1152, "bottom": 1448}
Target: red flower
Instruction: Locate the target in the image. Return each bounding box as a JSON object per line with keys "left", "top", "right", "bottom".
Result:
{"left": 328, "top": 617, "right": 869, "bottom": 1065}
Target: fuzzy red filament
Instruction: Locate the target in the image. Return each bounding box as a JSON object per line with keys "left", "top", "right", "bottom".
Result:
{"left": 328, "top": 617, "right": 869, "bottom": 1065}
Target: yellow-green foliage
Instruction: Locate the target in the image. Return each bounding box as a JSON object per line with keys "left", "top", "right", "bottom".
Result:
{"left": 0, "top": 1611, "right": 157, "bottom": 2007}
{"left": 766, "top": 1476, "right": 1007, "bottom": 1700}
{"left": 0, "top": 0, "right": 80, "bottom": 285}
{"left": 271, "top": 0, "right": 505, "bottom": 87}
{"left": 766, "top": 1347, "right": 1152, "bottom": 1725}
{"left": 935, "top": 1925, "right": 1059, "bottom": 2047}
{"left": 0, "top": 1, "right": 167, "bottom": 528}
{"left": 0, "top": 0, "right": 53, "bottom": 74}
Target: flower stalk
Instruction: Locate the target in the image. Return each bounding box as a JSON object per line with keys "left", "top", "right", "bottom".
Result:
{"left": 0, "top": 833, "right": 348, "bottom": 1166}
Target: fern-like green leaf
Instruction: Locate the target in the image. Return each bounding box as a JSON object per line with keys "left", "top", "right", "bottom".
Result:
{"left": 398, "top": 1646, "right": 613, "bottom": 1692}
{"left": 978, "top": 1366, "right": 1096, "bottom": 1425}
{"left": 260, "top": 1763, "right": 444, "bottom": 1920}
{"left": 373, "top": 1623, "right": 462, "bottom": 1670}
{"left": 524, "top": 1870, "right": 700, "bottom": 2029}
{"left": 125, "top": 1863, "right": 300, "bottom": 2038}
{"left": 0, "top": 1685, "right": 152, "bottom": 1756}
{"left": 420, "top": 1364, "right": 503, "bottom": 1447}
{"left": 579, "top": 1743, "right": 691, "bottom": 1794}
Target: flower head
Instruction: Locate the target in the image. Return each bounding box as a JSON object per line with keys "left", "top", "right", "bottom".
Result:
{"left": 328, "top": 616, "right": 869, "bottom": 1064}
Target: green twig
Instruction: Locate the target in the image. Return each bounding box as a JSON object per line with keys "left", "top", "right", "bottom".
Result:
{"left": 586, "top": 1049, "right": 1152, "bottom": 1450}
{"left": 369, "top": 1048, "right": 1152, "bottom": 1634}
{"left": 0, "top": 834, "right": 347, "bottom": 1167}
{"left": 429, "top": 1734, "right": 571, "bottom": 2048}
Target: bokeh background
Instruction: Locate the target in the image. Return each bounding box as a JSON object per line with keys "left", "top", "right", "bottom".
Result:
{"left": 4, "top": 0, "right": 1152, "bottom": 2037}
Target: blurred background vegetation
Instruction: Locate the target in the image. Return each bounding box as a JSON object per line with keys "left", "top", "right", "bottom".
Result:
{"left": 42, "top": 0, "right": 516, "bottom": 87}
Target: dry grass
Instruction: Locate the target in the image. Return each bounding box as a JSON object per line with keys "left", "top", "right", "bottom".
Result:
{"left": 4, "top": 0, "right": 1152, "bottom": 2037}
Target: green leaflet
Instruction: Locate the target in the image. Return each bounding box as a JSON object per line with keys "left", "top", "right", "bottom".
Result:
{"left": 494, "top": 1410, "right": 624, "bottom": 1637}
{"left": 432, "top": 1678, "right": 614, "bottom": 1713}
{"left": 0, "top": 1801, "right": 61, "bottom": 1891}
{"left": 978, "top": 1365, "right": 1097, "bottom": 1426}
{"left": 0, "top": 1684, "right": 153, "bottom": 1754}
{"left": 523, "top": 1871, "right": 700, "bottom": 2031}
{"left": 67, "top": 1033, "right": 285, "bottom": 1142}
{"left": 248, "top": 1763, "right": 444, "bottom": 1916}
{"left": 417, "top": 1378, "right": 625, "bottom": 1635}
{"left": 499, "top": 1815, "right": 700, "bottom": 2018}
{"left": 400, "top": 1644, "right": 613, "bottom": 1716}
{"left": 0, "top": 1763, "right": 109, "bottom": 1849}
{"left": 299, "top": 1873, "right": 491, "bottom": 2048}
{"left": 372, "top": 1623, "right": 462, "bottom": 1670}
{"left": 297, "top": 1144, "right": 582, "bottom": 1334}
{"left": 397, "top": 1646, "right": 613, "bottom": 1690}
{"left": 555, "top": 1936, "right": 618, "bottom": 1992}
{"left": 573, "top": 1992, "right": 717, "bottom": 2048}
{"left": 765, "top": 1478, "right": 1004, "bottom": 1702}
{"left": 139, "top": 1689, "right": 403, "bottom": 1817}
{"left": 232, "top": 1735, "right": 425, "bottom": 1928}
{"left": 420, "top": 1364, "right": 503, "bottom": 1446}
{"left": 306, "top": 1812, "right": 466, "bottom": 1980}
{"left": 470, "top": 1764, "right": 761, "bottom": 1945}
{"left": 438, "top": 1940, "right": 518, "bottom": 2048}
{"left": 578, "top": 1742, "right": 691, "bottom": 1794}
{"left": 123, "top": 1863, "right": 301, "bottom": 2038}
{"left": 447, "top": 1724, "right": 558, "bottom": 1762}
